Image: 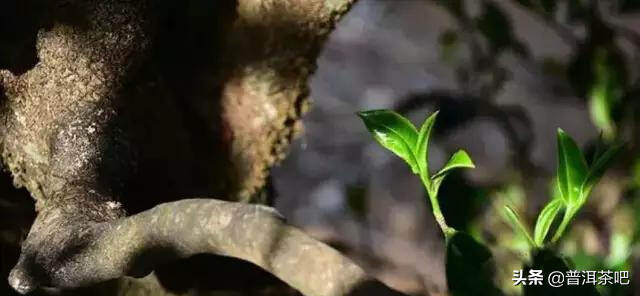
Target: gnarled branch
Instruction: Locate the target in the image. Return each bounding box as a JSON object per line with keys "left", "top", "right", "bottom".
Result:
{"left": 9, "top": 199, "right": 407, "bottom": 296}
{"left": 0, "top": 0, "right": 396, "bottom": 295}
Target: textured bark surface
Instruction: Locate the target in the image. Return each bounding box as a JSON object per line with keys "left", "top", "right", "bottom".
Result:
{"left": 9, "top": 199, "right": 406, "bottom": 296}
{"left": 0, "top": 0, "right": 409, "bottom": 295}
{"left": 0, "top": 0, "right": 354, "bottom": 210}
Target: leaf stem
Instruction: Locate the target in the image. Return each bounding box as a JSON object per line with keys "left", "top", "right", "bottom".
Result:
{"left": 551, "top": 206, "right": 576, "bottom": 243}
{"left": 422, "top": 175, "right": 453, "bottom": 237}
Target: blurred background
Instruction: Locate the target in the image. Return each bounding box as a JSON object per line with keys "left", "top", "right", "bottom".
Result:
{"left": 272, "top": 0, "right": 640, "bottom": 295}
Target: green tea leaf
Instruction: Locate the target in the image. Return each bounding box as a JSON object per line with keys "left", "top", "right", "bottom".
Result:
{"left": 430, "top": 150, "right": 475, "bottom": 196}
{"left": 587, "top": 48, "right": 626, "bottom": 140}
{"left": 556, "top": 129, "right": 588, "bottom": 204}
{"left": 533, "top": 198, "right": 563, "bottom": 247}
{"left": 358, "top": 110, "right": 420, "bottom": 173}
{"left": 581, "top": 143, "right": 623, "bottom": 200}
{"left": 551, "top": 206, "right": 579, "bottom": 243}
{"left": 415, "top": 111, "right": 438, "bottom": 177}
{"left": 433, "top": 150, "right": 475, "bottom": 179}
{"left": 446, "top": 232, "right": 504, "bottom": 296}
{"left": 589, "top": 81, "right": 616, "bottom": 139}
{"left": 502, "top": 205, "right": 535, "bottom": 248}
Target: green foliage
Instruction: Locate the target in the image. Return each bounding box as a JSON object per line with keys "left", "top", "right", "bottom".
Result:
{"left": 358, "top": 110, "right": 475, "bottom": 235}
{"left": 503, "top": 130, "right": 622, "bottom": 248}
{"left": 582, "top": 143, "right": 624, "bottom": 197}
{"left": 532, "top": 198, "right": 563, "bottom": 247}
{"left": 361, "top": 110, "right": 504, "bottom": 295}
{"left": 551, "top": 131, "right": 623, "bottom": 243}
{"left": 431, "top": 150, "right": 475, "bottom": 196}
{"left": 358, "top": 110, "right": 420, "bottom": 174}
{"left": 562, "top": 7, "right": 629, "bottom": 140}
{"left": 360, "top": 111, "right": 623, "bottom": 296}
{"left": 502, "top": 205, "right": 536, "bottom": 247}
{"left": 415, "top": 111, "right": 438, "bottom": 178}
{"left": 390, "top": 2, "right": 636, "bottom": 294}
{"left": 556, "top": 129, "right": 588, "bottom": 205}
{"left": 496, "top": 131, "right": 622, "bottom": 295}
{"left": 433, "top": 150, "right": 475, "bottom": 178}
{"left": 587, "top": 48, "right": 627, "bottom": 139}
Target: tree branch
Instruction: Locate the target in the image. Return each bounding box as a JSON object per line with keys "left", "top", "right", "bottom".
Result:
{"left": 9, "top": 199, "right": 407, "bottom": 296}
{"left": 1, "top": 1, "right": 374, "bottom": 295}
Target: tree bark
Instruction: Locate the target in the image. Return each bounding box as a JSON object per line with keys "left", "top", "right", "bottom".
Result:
{"left": 9, "top": 199, "right": 406, "bottom": 296}
{"left": 0, "top": 0, "right": 409, "bottom": 295}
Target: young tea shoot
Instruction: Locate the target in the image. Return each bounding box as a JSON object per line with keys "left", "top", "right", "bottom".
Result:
{"left": 502, "top": 129, "right": 623, "bottom": 248}
{"left": 360, "top": 109, "right": 508, "bottom": 296}
{"left": 358, "top": 110, "right": 475, "bottom": 237}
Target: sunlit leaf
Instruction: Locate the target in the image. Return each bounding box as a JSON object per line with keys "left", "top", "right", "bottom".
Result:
{"left": 533, "top": 198, "right": 563, "bottom": 247}
{"left": 430, "top": 150, "right": 475, "bottom": 196}
{"left": 550, "top": 206, "right": 579, "bottom": 244}
{"left": 606, "top": 232, "right": 632, "bottom": 269}
{"left": 433, "top": 150, "right": 476, "bottom": 179}
{"left": 502, "top": 205, "right": 535, "bottom": 248}
{"left": 568, "top": 29, "right": 627, "bottom": 100}
{"left": 587, "top": 48, "right": 625, "bottom": 140}
{"left": 589, "top": 82, "right": 616, "bottom": 138}
{"left": 416, "top": 111, "right": 439, "bottom": 177}
{"left": 556, "top": 129, "right": 588, "bottom": 204}
{"left": 358, "top": 110, "right": 420, "bottom": 173}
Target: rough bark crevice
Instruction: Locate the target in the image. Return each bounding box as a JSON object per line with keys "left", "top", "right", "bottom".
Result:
{"left": 0, "top": 0, "right": 357, "bottom": 208}
{"left": 0, "top": 0, "right": 409, "bottom": 295}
